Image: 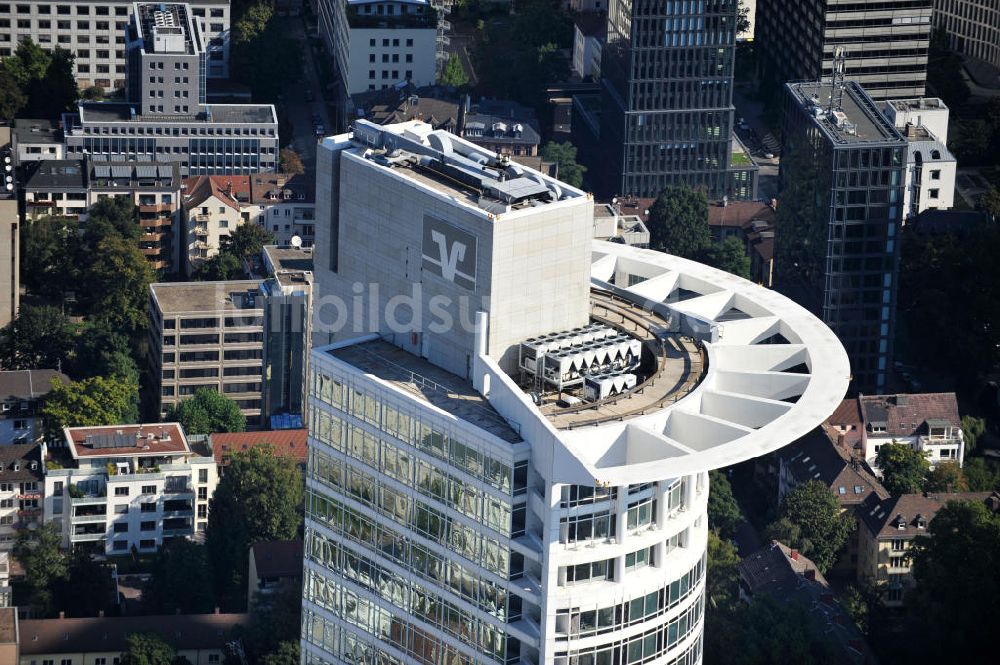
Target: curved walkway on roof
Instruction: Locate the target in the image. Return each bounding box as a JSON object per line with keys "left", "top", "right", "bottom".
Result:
{"left": 474, "top": 240, "right": 851, "bottom": 485}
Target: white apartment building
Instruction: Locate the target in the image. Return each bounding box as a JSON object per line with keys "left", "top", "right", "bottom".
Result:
{"left": 0, "top": 443, "right": 44, "bottom": 551}
{"left": 854, "top": 393, "right": 965, "bottom": 472}
{"left": 883, "top": 98, "right": 956, "bottom": 221}
{"left": 0, "top": 0, "right": 230, "bottom": 90}
{"left": 300, "top": 121, "right": 850, "bottom": 665}
{"left": 42, "top": 423, "right": 217, "bottom": 554}
{"left": 319, "top": 0, "right": 440, "bottom": 103}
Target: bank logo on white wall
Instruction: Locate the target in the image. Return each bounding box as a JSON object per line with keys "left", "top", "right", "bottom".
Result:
{"left": 422, "top": 216, "right": 477, "bottom": 291}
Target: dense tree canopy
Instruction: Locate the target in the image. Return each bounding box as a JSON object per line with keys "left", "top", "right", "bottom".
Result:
{"left": 223, "top": 223, "right": 275, "bottom": 262}
{"left": 0, "top": 40, "right": 78, "bottom": 121}
{"left": 701, "top": 236, "right": 751, "bottom": 279}
{"left": 439, "top": 53, "right": 469, "bottom": 88}
{"left": 119, "top": 633, "right": 176, "bottom": 665}
{"left": 541, "top": 141, "right": 586, "bottom": 189}
{"left": 143, "top": 540, "right": 215, "bottom": 615}
{"left": 84, "top": 234, "right": 156, "bottom": 333}
{"left": 278, "top": 148, "right": 305, "bottom": 175}
{"left": 646, "top": 186, "right": 711, "bottom": 258}
{"left": 165, "top": 388, "right": 246, "bottom": 435}
{"left": 909, "top": 500, "right": 1000, "bottom": 660}
{"left": 876, "top": 442, "right": 930, "bottom": 495}
{"left": 193, "top": 252, "right": 244, "bottom": 281}
{"left": 707, "top": 470, "right": 742, "bottom": 539}
{"left": 13, "top": 523, "right": 67, "bottom": 616}
{"left": 41, "top": 374, "right": 138, "bottom": 440}
{"left": 206, "top": 445, "right": 303, "bottom": 609}
{"left": 20, "top": 215, "right": 78, "bottom": 298}
{"left": 0, "top": 304, "right": 74, "bottom": 371}
{"left": 925, "top": 462, "right": 968, "bottom": 493}
{"left": 764, "top": 480, "right": 854, "bottom": 573}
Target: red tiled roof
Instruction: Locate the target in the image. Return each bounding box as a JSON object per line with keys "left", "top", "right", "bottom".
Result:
{"left": 182, "top": 175, "right": 252, "bottom": 211}
{"left": 66, "top": 423, "right": 189, "bottom": 458}
{"left": 210, "top": 429, "right": 308, "bottom": 466}
{"left": 858, "top": 392, "right": 960, "bottom": 438}
{"left": 707, "top": 200, "right": 776, "bottom": 229}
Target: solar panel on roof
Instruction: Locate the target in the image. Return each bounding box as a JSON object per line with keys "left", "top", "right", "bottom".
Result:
{"left": 111, "top": 165, "right": 131, "bottom": 178}
{"left": 157, "top": 165, "right": 173, "bottom": 178}
{"left": 135, "top": 165, "right": 157, "bottom": 178}
{"left": 94, "top": 165, "right": 111, "bottom": 178}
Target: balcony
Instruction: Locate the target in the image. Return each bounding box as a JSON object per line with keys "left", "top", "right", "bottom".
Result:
{"left": 141, "top": 217, "right": 174, "bottom": 230}
{"left": 139, "top": 203, "right": 173, "bottom": 214}
{"left": 69, "top": 531, "right": 106, "bottom": 543}
{"left": 71, "top": 512, "right": 108, "bottom": 524}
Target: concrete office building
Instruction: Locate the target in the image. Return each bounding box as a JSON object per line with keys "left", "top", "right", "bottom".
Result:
{"left": 0, "top": 0, "right": 230, "bottom": 90}
{"left": 300, "top": 121, "right": 849, "bottom": 664}
{"left": 593, "top": 0, "right": 745, "bottom": 199}
{"left": 933, "top": 0, "right": 1000, "bottom": 72}
{"left": 24, "top": 159, "right": 182, "bottom": 272}
{"left": 261, "top": 245, "right": 313, "bottom": 422}
{"left": 125, "top": 2, "right": 206, "bottom": 113}
{"left": 0, "top": 129, "right": 16, "bottom": 330}
{"left": 882, "top": 98, "right": 956, "bottom": 221}
{"left": 61, "top": 3, "right": 276, "bottom": 177}
{"left": 319, "top": 0, "right": 442, "bottom": 123}
{"left": 777, "top": 80, "right": 906, "bottom": 394}
{"left": 756, "top": 0, "right": 932, "bottom": 101}
{"left": 43, "top": 423, "right": 217, "bottom": 552}
{"left": 148, "top": 281, "right": 266, "bottom": 425}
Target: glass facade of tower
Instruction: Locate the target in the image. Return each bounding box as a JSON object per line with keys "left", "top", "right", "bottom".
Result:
{"left": 601, "top": 0, "right": 738, "bottom": 198}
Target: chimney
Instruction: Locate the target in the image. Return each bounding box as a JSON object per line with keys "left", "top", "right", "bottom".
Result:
{"left": 456, "top": 94, "right": 470, "bottom": 136}
{"left": 790, "top": 549, "right": 799, "bottom": 560}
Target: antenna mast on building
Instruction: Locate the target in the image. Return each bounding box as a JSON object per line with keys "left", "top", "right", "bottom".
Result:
{"left": 829, "top": 46, "right": 847, "bottom": 111}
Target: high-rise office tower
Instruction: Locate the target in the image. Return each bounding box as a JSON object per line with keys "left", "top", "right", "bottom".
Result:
{"left": 301, "top": 120, "right": 848, "bottom": 665}
{"left": 756, "top": 0, "right": 932, "bottom": 101}
{"left": 598, "top": 0, "right": 742, "bottom": 199}
{"left": 776, "top": 80, "right": 906, "bottom": 394}
{"left": 933, "top": 0, "right": 1000, "bottom": 71}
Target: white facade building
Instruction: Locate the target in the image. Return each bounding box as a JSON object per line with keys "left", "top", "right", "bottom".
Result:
{"left": 300, "top": 121, "right": 850, "bottom": 665}
{"left": 0, "top": 0, "right": 230, "bottom": 89}
{"left": 319, "top": 0, "right": 441, "bottom": 103}
{"left": 42, "top": 423, "right": 218, "bottom": 554}
{"left": 853, "top": 393, "right": 965, "bottom": 472}
{"left": 882, "top": 98, "right": 956, "bottom": 221}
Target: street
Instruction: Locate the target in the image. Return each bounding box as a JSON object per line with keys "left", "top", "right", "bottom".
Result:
{"left": 276, "top": 16, "right": 332, "bottom": 177}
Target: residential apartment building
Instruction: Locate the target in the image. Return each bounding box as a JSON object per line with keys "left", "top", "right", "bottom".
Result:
{"left": 24, "top": 159, "right": 182, "bottom": 272}
{"left": 933, "top": 0, "right": 1000, "bottom": 71}
{"left": 300, "top": 120, "right": 849, "bottom": 665}
{"left": 883, "top": 98, "right": 955, "bottom": 221}
{"left": 182, "top": 174, "right": 315, "bottom": 274}
{"left": 857, "top": 491, "right": 995, "bottom": 605}
{"left": 319, "top": 0, "right": 442, "bottom": 123}
{"left": 756, "top": 0, "right": 932, "bottom": 100}
{"left": 0, "top": 369, "right": 69, "bottom": 444}
{"left": 0, "top": 0, "right": 230, "bottom": 90}
{"left": 0, "top": 128, "right": 17, "bottom": 330}
{"left": 592, "top": 0, "right": 742, "bottom": 199}
{"left": 11, "top": 119, "right": 63, "bottom": 165}
{"left": 17, "top": 612, "right": 248, "bottom": 665}
{"left": 828, "top": 392, "right": 966, "bottom": 471}
{"left": 43, "top": 423, "right": 217, "bottom": 553}
{"left": 776, "top": 80, "right": 906, "bottom": 393}
{"left": 0, "top": 444, "right": 44, "bottom": 551}
{"left": 148, "top": 281, "right": 265, "bottom": 425}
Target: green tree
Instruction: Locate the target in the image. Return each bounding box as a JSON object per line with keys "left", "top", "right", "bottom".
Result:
{"left": 764, "top": 480, "right": 854, "bottom": 573}
{"left": 876, "top": 442, "right": 930, "bottom": 495}
{"left": 646, "top": 186, "right": 711, "bottom": 259}
{"left": 541, "top": 141, "right": 586, "bottom": 189}
{"left": 245, "top": 580, "right": 302, "bottom": 659}
{"left": 83, "top": 197, "right": 140, "bottom": 248}
{"left": 4, "top": 39, "right": 51, "bottom": 88}
{"left": 961, "top": 415, "right": 987, "bottom": 455}
{"left": 20, "top": 215, "right": 79, "bottom": 298}
{"left": 925, "top": 462, "right": 968, "bottom": 493}
{"left": 706, "top": 530, "right": 740, "bottom": 611}
{"left": 84, "top": 235, "right": 155, "bottom": 332}
{"left": 234, "top": 3, "right": 273, "bottom": 44}
{"left": 0, "top": 68, "right": 26, "bottom": 122}
{"left": 979, "top": 186, "right": 1000, "bottom": 221}
{"left": 438, "top": 53, "right": 469, "bottom": 87}
{"left": 707, "top": 469, "right": 742, "bottom": 539}
{"left": 24, "top": 47, "right": 77, "bottom": 120}
{"left": 701, "top": 236, "right": 751, "bottom": 279}
{"left": 143, "top": 540, "right": 215, "bottom": 615}
{"left": 193, "top": 252, "right": 244, "bottom": 281}
{"left": 0, "top": 305, "right": 75, "bottom": 371}
{"left": 909, "top": 499, "right": 1000, "bottom": 660}
{"left": 278, "top": 148, "right": 304, "bottom": 175}
{"left": 71, "top": 320, "right": 140, "bottom": 383}
{"left": 223, "top": 223, "right": 275, "bottom": 261}
{"left": 41, "top": 374, "right": 138, "bottom": 440}
{"left": 119, "top": 633, "right": 176, "bottom": 665}
{"left": 230, "top": 5, "right": 301, "bottom": 103}
{"left": 963, "top": 457, "right": 1000, "bottom": 491}
{"left": 60, "top": 550, "right": 116, "bottom": 617}
{"left": 207, "top": 445, "right": 303, "bottom": 609}
{"left": 260, "top": 642, "right": 300, "bottom": 665}
{"left": 737, "top": 0, "right": 751, "bottom": 35}
{"left": 13, "top": 523, "right": 68, "bottom": 616}
{"left": 165, "top": 388, "right": 246, "bottom": 435}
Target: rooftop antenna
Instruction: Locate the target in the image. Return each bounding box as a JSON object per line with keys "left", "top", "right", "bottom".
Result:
{"left": 829, "top": 46, "right": 847, "bottom": 112}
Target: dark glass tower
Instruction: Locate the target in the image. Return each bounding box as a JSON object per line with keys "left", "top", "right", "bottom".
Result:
{"left": 601, "top": 0, "right": 738, "bottom": 199}
{"left": 776, "top": 80, "right": 906, "bottom": 394}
